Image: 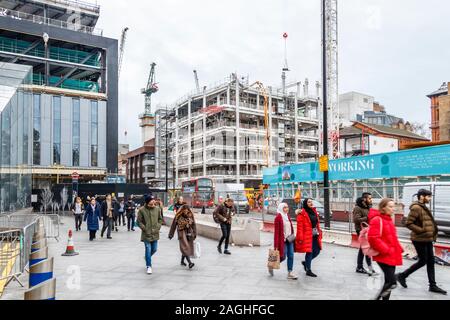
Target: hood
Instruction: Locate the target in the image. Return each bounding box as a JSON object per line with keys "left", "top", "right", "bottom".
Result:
{"left": 368, "top": 208, "right": 381, "bottom": 221}
{"left": 277, "top": 202, "right": 289, "bottom": 215}
{"left": 356, "top": 197, "right": 367, "bottom": 209}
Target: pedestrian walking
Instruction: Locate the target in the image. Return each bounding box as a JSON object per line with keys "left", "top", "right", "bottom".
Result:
{"left": 396, "top": 189, "right": 447, "bottom": 295}
{"left": 101, "top": 194, "right": 115, "bottom": 239}
{"left": 71, "top": 197, "right": 85, "bottom": 231}
{"left": 168, "top": 204, "right": 197, "bottom": 269}
{"left": 368, "top": 198, "right": 403, "bottom": 300}
{"left": 270, "top": 203, "right": 297, "bottom": 280}
{"left": 125, "top": 196, "right": 137, "bottom": 231}
{"left": 295, "top": 198, "right": 322, "bottom": 278}
{"left": 137, "top": 195, "right": 164, "bottom": 275}
{"left": 353, "top": 193, "right": 377, "bottom": 275}
{"left": 84, "top": 197, "right": 101, "bottom": 241}
{"left": 114, "top": 198, "right": 126, "bottom": 230}
{"left": 213, "top": 198, "right": 236, "bottom": 255}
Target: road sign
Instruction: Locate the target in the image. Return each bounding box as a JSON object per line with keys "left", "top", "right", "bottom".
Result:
{"left": 319, "top": 155, "right": 329, "bottom": 172}
{"left": 72, "top": 172, "right": 79, "bottom": 181}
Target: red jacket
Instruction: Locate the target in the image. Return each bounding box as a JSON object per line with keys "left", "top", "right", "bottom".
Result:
{"left": 274, "top": 213, "right": 294, "bottom": 262}
{"left": 295, "top": 208, "right": 323, "bottom": 253}
{"left": 368, "top": 209, "right": 403, "bottom": 267}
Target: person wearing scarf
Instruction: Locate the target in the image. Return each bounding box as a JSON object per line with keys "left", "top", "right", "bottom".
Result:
{"left": 169, "top": 204, "right": 197, "bottom": 269}
{"left": 295, "top": 198, "right": 323, "bottom": 278}
{"left": 272, "top": 202, "right": 298, "bottom": 280}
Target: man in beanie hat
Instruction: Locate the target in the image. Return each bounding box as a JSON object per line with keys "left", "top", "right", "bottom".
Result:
{"left": 397, "top": 189, "right": 447, "bottom": 295}
{"left": 137, "top": 194, "right": 164, "bottom": 274}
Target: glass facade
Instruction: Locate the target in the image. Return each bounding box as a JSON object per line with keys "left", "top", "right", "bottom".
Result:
{"left": 72, "top": 99, "right": 80, "bottom": 167}
{"left": 53, "top": 96, "right": 61, "bottom": 165}
{"left": 33, "top": 94, "right": 41, "bottom": 165}
{"left": 91, "top": 100, "right": 98, "bottom": 167}
{"left": 0, "top": 63, "right": 33, "bottom": 213}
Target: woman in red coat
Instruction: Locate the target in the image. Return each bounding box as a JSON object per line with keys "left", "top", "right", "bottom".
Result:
{"left": 295, "top": 198, "right": 323, "bottom": 277}
{"left": 271, "top": 203, "right": 298, "bottom": 280}
{"left": 368, "top": 198, "right": 403, "bottom": 300}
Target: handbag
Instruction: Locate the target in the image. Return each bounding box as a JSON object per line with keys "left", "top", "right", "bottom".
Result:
{"left": 286, "top": 233, "right": 296, "bottom": 243}
{"left": 192, "top": 241, "right": 201, "bottom": 259}
{"left": 267, "top": 249, "right": 281, "bottom": 270}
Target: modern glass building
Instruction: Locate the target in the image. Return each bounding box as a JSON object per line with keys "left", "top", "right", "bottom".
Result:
{"left": 0, "top": 63, "right": 33, "bottom": 213}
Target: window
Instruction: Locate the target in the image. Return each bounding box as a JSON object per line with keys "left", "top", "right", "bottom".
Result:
{"left": 72, "top": 99, "right": 80, "bottom": 166}
{"left": 91, "top": 101, "right": 98, "bottom": 167}
{"left": 33, "top": 95, "right": 41, "bottom": 165}
{"left": 53, "top": 96, "right": 61, "bottom": 165}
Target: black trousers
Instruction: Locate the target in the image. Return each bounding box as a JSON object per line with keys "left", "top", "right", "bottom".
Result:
{"left": 101, "top": 217, "right": 113, "bottom": 237}
{"left": 74, "top": 215, "right": 83, "bottom": 231}
{"left": 181, "top": 255, "right": 192, "bottom": 264}
{"left": 356, "top": 231, "right": 372, "bottom": 269}
{"left": 89, "top": 230, "right": 97, "bottom": 241}
{"left": 127, "top": 214, "right": 135, "bottom": 231}
{"left": 401, "top": 241, "right": 436, "bottom": 286}
{"left": 219, "top": 223, "right": 231, "bottom": 250}
{"left": 376, "top": 262, "right": 397, "bottom": 300}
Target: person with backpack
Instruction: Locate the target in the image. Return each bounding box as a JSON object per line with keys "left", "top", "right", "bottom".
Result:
{"left": 213, "top": 198, "right": 236, "bottom": 255}
{"left": 271, "top": 202, "right": 298, "bottom": 280}
{"left": 168, "top": 204, "right": 197, "bottom": 269}
{"left": 295, "top": 198, "right": 322, "bottom": 278}
{"left": 396, "top": 189, "right": 447, "bottom": 295}
{"left": 353, "top": 193, "right": 377, "bottom": 275}
{"left": 125, "top": 196, "right": 137, "bottom": 231}
{"left": 368, "top": 198, "right": 403, "bottom": 300}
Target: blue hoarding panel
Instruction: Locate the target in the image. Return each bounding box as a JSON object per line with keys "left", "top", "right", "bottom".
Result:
{"left": 263, "top": 144, "right": 450, "bottom": 184}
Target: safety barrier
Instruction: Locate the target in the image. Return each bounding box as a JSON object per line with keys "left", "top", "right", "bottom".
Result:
{"left": 0, "top": 229, "right": 23, "bottom": 297}
{"left": 39, "top": 215, "right": 60, "bottom": 242}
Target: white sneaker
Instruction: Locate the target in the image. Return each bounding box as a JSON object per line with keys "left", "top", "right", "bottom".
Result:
{"left": 146, "top": 267, "right": 153, "bottom": 274}
{"left": 287, "top": 272, "right": 298, "bottom": 280}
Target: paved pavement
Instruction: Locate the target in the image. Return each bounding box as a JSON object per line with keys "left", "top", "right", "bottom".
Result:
{"left": 2, "top": 216, "right": 449, "bottom": 300}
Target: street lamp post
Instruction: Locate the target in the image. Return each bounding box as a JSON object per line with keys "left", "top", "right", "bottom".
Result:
{"left": 43, "top": 33, "right": 49, "bottom": 86}
{"left": 165, "top": 105, "right": 169, "bottom": 193}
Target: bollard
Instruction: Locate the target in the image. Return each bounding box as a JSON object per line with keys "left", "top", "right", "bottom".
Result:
{"left": 24, "top": 278, "right": 56, "bottom": 300}
{"left": 31, "top": 239, "right": 48, "bottom": 253}
{"left": 29, "top": 257, "right": 54, "bottom": 288}
{"left": 29, "top": 247, "right": 48, "bottom": 267}
{"left": 32, "top": 230, "right": 46, "bottom": 243}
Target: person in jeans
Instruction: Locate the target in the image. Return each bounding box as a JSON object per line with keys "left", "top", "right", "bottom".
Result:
{"left": 396, "top": 189, "right": 447, "bottom": 295}
{"left": 272, "top": 202, "right": 298, "bottom": 280}
{"left": 295, "top": 198, "right": 323, "bottom": 278}
{"left": 125, "top": 196, "right": 137, "bottom": 231}
{"left": 71, "top": 197, "right": 85, "bottom": 231}
{"left": 353, "top": 193, "right": 377, "bottom": 275}
{"left": 137, "top": 195, "right": 164, "bottom": 274}
{"left": 101, "top": 194, "right": 115, "bottom": 239}
{"left": 84, "top": 197, "right": 101, "bottom": 241}
{"left": 168, "top": 204, "right": 197, "bottom": 269}
{"left": 214, "top": 198, "right": 236, "bottom": 255}
{"left": 368, "top": 199, "right": 403, "bottom": 300}
{"left": 114, "top": 198, "right": 126, "bottom": 231}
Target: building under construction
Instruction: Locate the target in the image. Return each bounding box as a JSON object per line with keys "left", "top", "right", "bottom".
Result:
{"left": 156, "top": 74, "right": 321, "bottom": 189}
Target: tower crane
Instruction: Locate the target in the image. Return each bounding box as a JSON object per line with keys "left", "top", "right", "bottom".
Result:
{"left": 250, "top": 81, "right": 270, "bottom": 168}
{"left": 141, "top": 63, "right": 159, "bottom": 114}
{"left": 193, "top": 70, "right": 200, "bottom": 93}
{"left": 118, "top": 27, "right": 129, "bottom": 79}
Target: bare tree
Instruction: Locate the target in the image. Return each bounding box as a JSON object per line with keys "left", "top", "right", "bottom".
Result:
{"left": 61, "top": 187, "right": 69, "bottom": 212}
{"left": 410, "top": 122, "right": 431, "bottom": 140}
{"left": 41, "top": 187, "right": 53, "bottom": 214}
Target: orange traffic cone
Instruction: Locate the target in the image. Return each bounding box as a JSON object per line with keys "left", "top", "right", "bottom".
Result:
{"left": 62, "top": 230, "right": 79, "bottom": 257}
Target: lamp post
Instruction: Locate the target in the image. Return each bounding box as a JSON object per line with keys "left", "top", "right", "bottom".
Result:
{"left": 165, "top": 105, "right": 169, "bottom": 193}
{"left": 43, "top": 33, "right": 49, "bottom": 86}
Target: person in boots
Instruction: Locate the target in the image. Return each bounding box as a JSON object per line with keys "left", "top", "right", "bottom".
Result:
{"left": 168, "top": 204, "right": 197, "bottom": 269}
{"left": 71, "top": 197, "right": 85, "bottom": 231}
{"left": 353, "top": 193, "right": 377, "bottom": 275}
{"left": 396, "top": 189, "right": 447, "bottom": 295}
{"left": 214, "top": 198, "right": 236, "bottom": 255}
{"left": 101, "top": 194, "right": 114, "bottom": 239}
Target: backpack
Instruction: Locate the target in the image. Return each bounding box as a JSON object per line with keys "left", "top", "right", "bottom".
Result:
{"left": 359, "top": 217, "right": 382, "bottom": 257}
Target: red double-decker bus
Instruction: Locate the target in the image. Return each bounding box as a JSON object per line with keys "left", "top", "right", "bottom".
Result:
{"left": 182, "top": 178, "right": 215, "bottom": 208}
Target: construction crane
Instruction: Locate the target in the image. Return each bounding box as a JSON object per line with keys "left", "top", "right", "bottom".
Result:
{"left": 141, "top": 63, "right": 159, "bottom": 114}
{"left": 193, "top": 70, "right": 200, "bottom": 93}
{"left": 118, "top": 27, "right": 129, "bottom": 79}
{"left": 322, "top": 0, "right": 340, "bottom": 159}
{"left": 251, "top": 81, "right": 270, "bottom": 168}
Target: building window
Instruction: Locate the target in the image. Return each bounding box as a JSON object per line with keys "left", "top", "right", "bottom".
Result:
{"left": 91, "top": 100, "right": 98, "bottom": 167}
{"left": 33, "top": 94, "right": 41, "bottom": 165}
{"left": 53, "top": 96, "right": 61, "bottom": 165}
{"left": 72, "top": 99, "right": 80, "bottom": 166}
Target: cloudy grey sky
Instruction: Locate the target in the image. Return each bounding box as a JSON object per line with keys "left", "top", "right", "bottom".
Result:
{"left": 94, "top": 0, "right": 450, "bottom": 150}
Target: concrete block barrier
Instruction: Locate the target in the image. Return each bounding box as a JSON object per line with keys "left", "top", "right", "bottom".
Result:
{"left": 24, "top": 278, "right": 56, "bottom": 300}
{"left": 29, "top": 257, "right": 54, "bottom": 288}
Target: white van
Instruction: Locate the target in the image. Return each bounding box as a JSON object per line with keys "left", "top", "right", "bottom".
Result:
{"left": 402, "top": 182, "right": 450, "bottom": 236}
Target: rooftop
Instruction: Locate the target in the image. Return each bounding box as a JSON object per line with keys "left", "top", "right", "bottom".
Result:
{"left": 341, "top": 122, "right": 430, "bottom": 141}
{"left": 427, "top": 82, "right": 449, "bottom": 98}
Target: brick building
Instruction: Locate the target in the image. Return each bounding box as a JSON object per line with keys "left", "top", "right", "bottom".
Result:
{"left": 428, "top": 82, "right": 450, "bottom": 142}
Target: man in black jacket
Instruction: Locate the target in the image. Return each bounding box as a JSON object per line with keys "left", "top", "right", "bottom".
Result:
{"left": 125, "top": 196, "right": 137, "bottom": 231}
{"left": 214, "top": 198, "right": 236, "bottom": 255}
{"left": 353, "top": 193, "right": 377, "bottom": 275}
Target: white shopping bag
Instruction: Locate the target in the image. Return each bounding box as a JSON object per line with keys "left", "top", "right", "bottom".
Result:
{"left": 193, "top": 241, "right": 201, "bottom": 259}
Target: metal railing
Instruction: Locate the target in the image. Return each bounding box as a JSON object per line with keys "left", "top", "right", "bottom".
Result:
{"left": 0, "top": 229, "right": 22, "bottom": 296}
{"left": 0, "top": 6, "right": 103, "bottom": 36}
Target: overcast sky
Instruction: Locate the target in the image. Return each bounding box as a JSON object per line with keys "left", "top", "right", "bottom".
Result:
{"left": 94, "top": 0, "right": 450, "bottom": 150}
